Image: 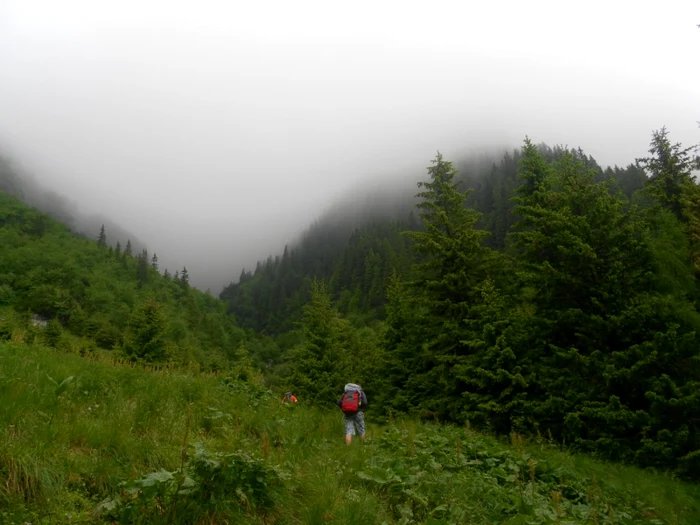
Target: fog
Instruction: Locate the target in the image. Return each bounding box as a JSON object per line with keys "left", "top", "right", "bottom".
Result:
{"left": 1, "top": 0, "right": 698, "bottom": 293}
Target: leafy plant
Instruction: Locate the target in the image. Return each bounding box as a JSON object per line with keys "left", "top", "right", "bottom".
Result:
{"left": 46, "top": 373, "right": 74, "bottom": 397}
{"left": 96, "top": 442, "right": 281, "bottom": 524}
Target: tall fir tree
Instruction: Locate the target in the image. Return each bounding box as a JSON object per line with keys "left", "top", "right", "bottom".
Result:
{"left": 399, "top": 152, "right": 495, "bottom": 419}
{"left": 380, "top": 272, "right": 423, "bottom": 413}
{"left": 97, "top": 224, "right": 107, "bottom": 247}
{"left": 123, "top": 298, "right": 169, "bottom": 362}
{"left": 637, "top": 127, "right": 699, "bottom": 222}
{"left": 287, "top": 279, "right": 352, "bottom": 405}
{"left": 136, "top": 249, "right": 149, "bottom": 287}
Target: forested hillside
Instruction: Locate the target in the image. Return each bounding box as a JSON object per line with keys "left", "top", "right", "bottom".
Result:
{"left": 221, "top": 144, "right": 647, "bottom": 334}
{"left": 222, "top": 128, "right": 700, "bottom": 479}
{"left": 0, "top": 154, "right": 149, "bottom": 254}
{"left": 0, "top": 191, "right": 256, "bottom": 369}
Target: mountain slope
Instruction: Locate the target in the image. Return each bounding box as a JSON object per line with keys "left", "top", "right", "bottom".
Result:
{"left": 2, "top": 341, "right": 699, "bottom": 524}
{"left": 0, "top": 191, "right": 247, "bottom": 368}
{"left": 220, "top": 144, "right": 646, "bottom": 334}
{"left": 0, "top": 154, "right": 149, "bottom": 254}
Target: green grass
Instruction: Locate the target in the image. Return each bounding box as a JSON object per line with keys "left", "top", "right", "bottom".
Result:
{"left": 1, "top": 341, "right": 699, "bottom": 524}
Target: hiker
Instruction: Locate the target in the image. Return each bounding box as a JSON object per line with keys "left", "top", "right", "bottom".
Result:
{"left": 282, "top": 391, "right": 298, "bottom": 403}
{"left": 337, "top": 383, "right": 368, "bottom": 445}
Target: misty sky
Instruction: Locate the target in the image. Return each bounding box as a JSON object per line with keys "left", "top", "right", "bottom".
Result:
{"left": 1, "top": 0, "right": 699, "bottom": 292}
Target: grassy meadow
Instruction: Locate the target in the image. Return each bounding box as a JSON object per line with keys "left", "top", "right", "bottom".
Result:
{"left": 1, "top": 341, "right": 699, "bottom": 524}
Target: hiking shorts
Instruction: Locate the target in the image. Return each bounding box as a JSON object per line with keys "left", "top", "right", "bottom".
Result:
{"left": 344, "top": 411, "right": 365, "bottom": 436}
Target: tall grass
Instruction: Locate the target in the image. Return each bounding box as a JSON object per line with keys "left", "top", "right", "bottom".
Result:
{"left": 1, "top": 341, "right": 698, "bottom": 524}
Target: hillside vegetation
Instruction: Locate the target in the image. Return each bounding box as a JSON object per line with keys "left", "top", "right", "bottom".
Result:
{"left": 2, "top": 341, "right": 700, "bottom": 525}
{"left": 222, "top": 130, "right": 700, "bottom": 480}
{"left": 0, "top": 191, "right": 261, "bottom": 369}
{"left": 1, "top": 128, "right": 700, "bottom": 524}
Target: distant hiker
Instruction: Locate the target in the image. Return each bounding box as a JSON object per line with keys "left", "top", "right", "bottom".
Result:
{"left": 282, "top": 392, "right": 298, "bottom": 403}
{"left": 337, "top": 383, "right": 368, "bottom": 445}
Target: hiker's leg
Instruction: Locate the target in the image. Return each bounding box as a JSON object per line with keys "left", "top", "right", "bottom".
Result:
{"left": 356, "top": 412, "right": 366, "bottom": 440}
{"left": 344, "top": 415, "right": 355, "bottom": 445}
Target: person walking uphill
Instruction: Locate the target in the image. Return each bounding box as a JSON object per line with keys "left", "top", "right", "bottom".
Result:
{"left": 337, "top": 383, "right": 368, "bottom": 445}
{"left": 282, "top": 392, "right": 298, "bottom": 403}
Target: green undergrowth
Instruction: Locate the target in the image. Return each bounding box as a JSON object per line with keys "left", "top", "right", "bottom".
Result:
{"left": 1, "top": 341, "right": 699, "bottom": 524}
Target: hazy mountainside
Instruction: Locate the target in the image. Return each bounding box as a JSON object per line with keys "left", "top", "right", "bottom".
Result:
{"left": 219, "top": 172, "right": 425, "bottom": 334}
{"left": 221, "top": 129, "right": 700, "bottom": 480}
{"left": 220, "top": 218, "right": 417, "bottom": 334}
{"left": 0, "top": 191, "right": 256, "bottom": 369}
{"left": 0, "top": 154, "right": 149, "bottom": 256}
{"left": 220, "top": 143, "right": 647, "bottom": 334}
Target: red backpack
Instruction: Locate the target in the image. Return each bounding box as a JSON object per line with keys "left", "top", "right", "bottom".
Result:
{"left": 341, "top": 391, "right": 360, "bottom": 414}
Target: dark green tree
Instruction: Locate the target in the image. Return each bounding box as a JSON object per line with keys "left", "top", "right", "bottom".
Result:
{"left": 151, "top": 253, "right": 159, "bottom": 270}
{"left": 123, "top": 298, "right": 169, "bottom": 362}
{"left": 637, "top": 127, "right": 699, "bottom": 222}
{"left": 97, "top": 224, "right": 107, "bottom": 247}
{"left": 229, "top": 342, "right": 259, "bottom": 383}
{"left": 380, "top": 272, "right": 423, "bottom": 413}
{"left": 400, "top": 152, "right": 495, "bottom": 419}
{"left": 180, "top": 266, "right": 189, "bottom": 287}
{"left": 287, "top": 279, "right": 352, "bottom": 405}
{"left": 136, "top": 249, "right": 149, "bottom": 287}
{"left": 43, "top": 318, "right": 63, "bottom": 348}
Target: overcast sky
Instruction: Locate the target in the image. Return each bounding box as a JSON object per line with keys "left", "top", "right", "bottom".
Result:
{"left": 1, "top": 0, "right": 698, "bottom": 292}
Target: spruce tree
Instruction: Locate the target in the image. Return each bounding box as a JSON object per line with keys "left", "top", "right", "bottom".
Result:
{"left": 401, "top": 152, "right": 494, "bottom": 419}
{"left": 230, "top": 342, "right": 259, "bottom": 383}
{"left": 115, "top": 241, "right": 121, "bottom": 258}
{"left": 180, "top": 266, "right": 189, "bottom": 287}
{"left": 124, "top": 239, "right": 132, "bottom": 257}
{"left": 381, "top": 273, "right": 423, "bottom": 413}
{"left": 97, "top": 224, "right": 107, "bottom": 247}
{"left": 123, "top": 298, "right": 169, "bottom": 362}
{"left": 637, "top": 127, "right": 699, "bottom": 222}
{"left": 136, "top": 249, "right": 149, "bottom": 287}
{"left": 151, "top": 252, "right": 159, "bottom": 271}
{"left": 287, "top": 279, "right": 352, "bottom": 405}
